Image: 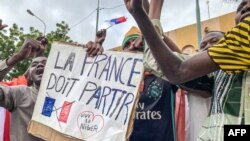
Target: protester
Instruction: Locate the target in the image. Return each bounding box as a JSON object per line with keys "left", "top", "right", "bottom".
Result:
{"left": 0, "top": 19, "right": 9, "bottom": 141}
{"left": 176, "top": 31, "right": 226, "bottom": 141}
{"left": 124, "top": 0, "right": 249, "bottom": 140}
{"left": 124, "top": 0, "right": 250, "bottom": 83}
{"left": 86, "top": 1, "right": 182, "bottom": 140}
{"left": 0, "top": 35, "right": 48, "bottom": 141}
{"left": 0, "top": 75, "right": 27, "bottom": 141}
{"left": 196, "top": 30, "right": 245, "bottom": 140}
{"left": 181, "top": 31, "right": 225, "bottom": 141}
{"left": 90, "top": 27, "right": 178, "bottom": 140}
{"left": 123, "top": 27, "right": 178, "bottom": 141}
{"left": 179, "top": 30, "right": 245, "bottom": 140}
{"left": 0, "top": 38, "right": 46, "bottom": 141}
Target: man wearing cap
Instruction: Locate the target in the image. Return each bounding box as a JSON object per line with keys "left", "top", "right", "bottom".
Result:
{"left": 122, "top": 26, "right": 178, "bottom": 141}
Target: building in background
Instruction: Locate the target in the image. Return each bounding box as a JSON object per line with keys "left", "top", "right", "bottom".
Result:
{"left": 111, "top": 12, "right": 235, "bottom": 51}
{"left": 164, "top": 12, "right": 235, "bottom": 50}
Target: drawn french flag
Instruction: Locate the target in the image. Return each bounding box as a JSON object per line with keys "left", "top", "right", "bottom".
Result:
{"left": 106, "top": 16, "right": 127, "bottom": 26}
{"left": 41, "top": 97, "right": 56, "bottom": 117}
{"left": 59, "top": 101, "right": 73, "bottom": 123}
{"left": 41, "top": 97, "right": 73, "bottom": 123}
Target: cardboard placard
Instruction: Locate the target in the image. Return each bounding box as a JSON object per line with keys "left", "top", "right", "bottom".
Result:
{"left": 28, "top": 42, "right": 143, "bottom": 141}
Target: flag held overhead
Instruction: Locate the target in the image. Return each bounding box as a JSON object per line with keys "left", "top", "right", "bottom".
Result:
{"left": 106, "top": 16, "right": 127, "bottom": 25}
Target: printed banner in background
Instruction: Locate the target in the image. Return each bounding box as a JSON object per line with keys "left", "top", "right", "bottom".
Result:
{"left": 29, "top": 42, "right": 144, "bottom": 141}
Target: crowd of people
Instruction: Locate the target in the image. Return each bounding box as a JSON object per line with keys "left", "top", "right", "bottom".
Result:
{"left": 0, "top": 0, "right": 249, "bottom": 141}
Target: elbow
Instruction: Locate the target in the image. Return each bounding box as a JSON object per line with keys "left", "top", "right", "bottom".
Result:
{"left": 168, "top": 80, "right": 180, "bottom": 85}
{"left": 162, "top": 66, "right": 189, "bottom": 84}
{"left": 167, "top": 77, "right": 183, "bottom": 85}
{"left": 165, "top": 63, "right": 190, "bottom": 84}
{"left": 164, "top": 72, "right": 184, "bottom": 85}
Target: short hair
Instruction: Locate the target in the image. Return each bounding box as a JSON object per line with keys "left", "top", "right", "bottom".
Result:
{"left": 182, "top": 44, "right": 195, "bottom": 51}
{"left": 205, "top": 30, "right": 225, "bottom": 35}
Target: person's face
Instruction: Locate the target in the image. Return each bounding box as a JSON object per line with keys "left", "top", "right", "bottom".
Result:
{"left": 123, "top": 37, "right": 144, "bottom": 52}
{"left": 235, "top": 0, "right": 250, "bottom": 24}
{"left": 200, "top": 32, "right": 224, "bottom": 51}
{"left": 29, "top": 57, "right": 47, "bottom": 88}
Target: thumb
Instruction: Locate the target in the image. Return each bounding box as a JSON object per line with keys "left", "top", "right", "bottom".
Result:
{"left": 0, "top": 24, "right": 8, "bottom": 30}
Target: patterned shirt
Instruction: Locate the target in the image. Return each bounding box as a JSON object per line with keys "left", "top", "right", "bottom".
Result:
{"left": 198, "top": 70, "right": 245, "bottom": 141}
{"left": 208, "top": 17, "right": 250, "bottom": 73}
{"left": 199, "top": 17, "right": 250, "bottom": 141}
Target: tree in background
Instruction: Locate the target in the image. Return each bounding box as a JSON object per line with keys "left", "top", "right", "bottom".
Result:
{"left": 0, "top": 21, "right": 72, "bottom": 80}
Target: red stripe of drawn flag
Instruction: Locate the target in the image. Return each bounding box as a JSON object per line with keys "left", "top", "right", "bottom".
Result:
{"left": 59, "top": 101, "right": 73, "bottom": 123}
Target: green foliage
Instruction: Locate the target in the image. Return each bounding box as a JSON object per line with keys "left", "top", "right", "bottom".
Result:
{"left": 0, "top": 21, "right": 72, "bottom": 80}
{"left": 45, "top": 21, "right": 72, "bottom": 56}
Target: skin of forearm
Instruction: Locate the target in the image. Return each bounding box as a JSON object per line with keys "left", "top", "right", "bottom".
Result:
{"left": 132, "top": 10, "right": 185, "bottom": 83}
{"left": 6, "top": 53, "right": 23, "bottom": 67}
{"left": 132, "top": 9, "right": 218, "bottom": 84}
{"left": 0, "top": 54, "right": 22, "bottom": 81}
{"left": 163, "top": 36, "right": 181, "bottom": 53}
{"left": 180, "top": 86, "right": 211, "bottom": 98}
{"left": 143, "top": 0, "right": 149, "bottom": 14}
{"left": 148, "top": 0, "right": 164, "bottom": 19}
{"left": 149, "top": 0, "right": 181, "bottom": 53}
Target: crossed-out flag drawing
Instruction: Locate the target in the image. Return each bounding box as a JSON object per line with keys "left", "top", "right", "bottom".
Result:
{"left": 41, "top": 92, "right": 75, "bottom": 129}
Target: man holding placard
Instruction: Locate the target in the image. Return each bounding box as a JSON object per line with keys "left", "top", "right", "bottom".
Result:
{"left": 86, "top": 1, "right": 180, "bottom": 140}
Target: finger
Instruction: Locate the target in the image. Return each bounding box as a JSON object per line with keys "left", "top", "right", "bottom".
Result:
{"left": 96, "top": 30, "right": 103, "bottom": 37}
{"left": 86, "top": 41, "right": 94, "bottom": 52}
{"left": 33, "top": 45, "right": 46, "bottom": 58}
{"left": 90, "top": 44, "right": 101, "bottom": 57}
{"left": 25, "top": 40, "right": 35, "bottom": 49}
{"left": 86, "top": 42, "right": 91, "bottom": 53}
{"left": 40, "top": 38, "right": 48, "bottom": 46}
{"left": 96, "top": 31, "right": 101, "bottom": 37}
{"left": 27, "top": 44, "right": 35, "bottom": 58}
{"left": 0, "top": 24, "right": 8, "bottom": 30}
{"left": 89, "top": 44, "right": 99, "bottom": 57}
{"left": 2, "top": 25, "right": 8, "bottom": 28}
{"left": 97, "top": 47, "right": 104, "bottom": 55}
{"left": 29, "top": 41, "right": 44, "bottom": 56}
{"left": 39, "top": 45, "right": 46, "bottom": 51}
{"left": 102, "top": 29, "right": 106, "bottom": 37}
{"left": 31, "top": 40, "right": 41, "bottom": 50}
{"left": 86, "top": 42, "right": 96, "bottom": 56}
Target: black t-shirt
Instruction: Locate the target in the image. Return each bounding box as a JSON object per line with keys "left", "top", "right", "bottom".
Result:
{"left": 129, "top": 74, "right": 177, "bottom": 141}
